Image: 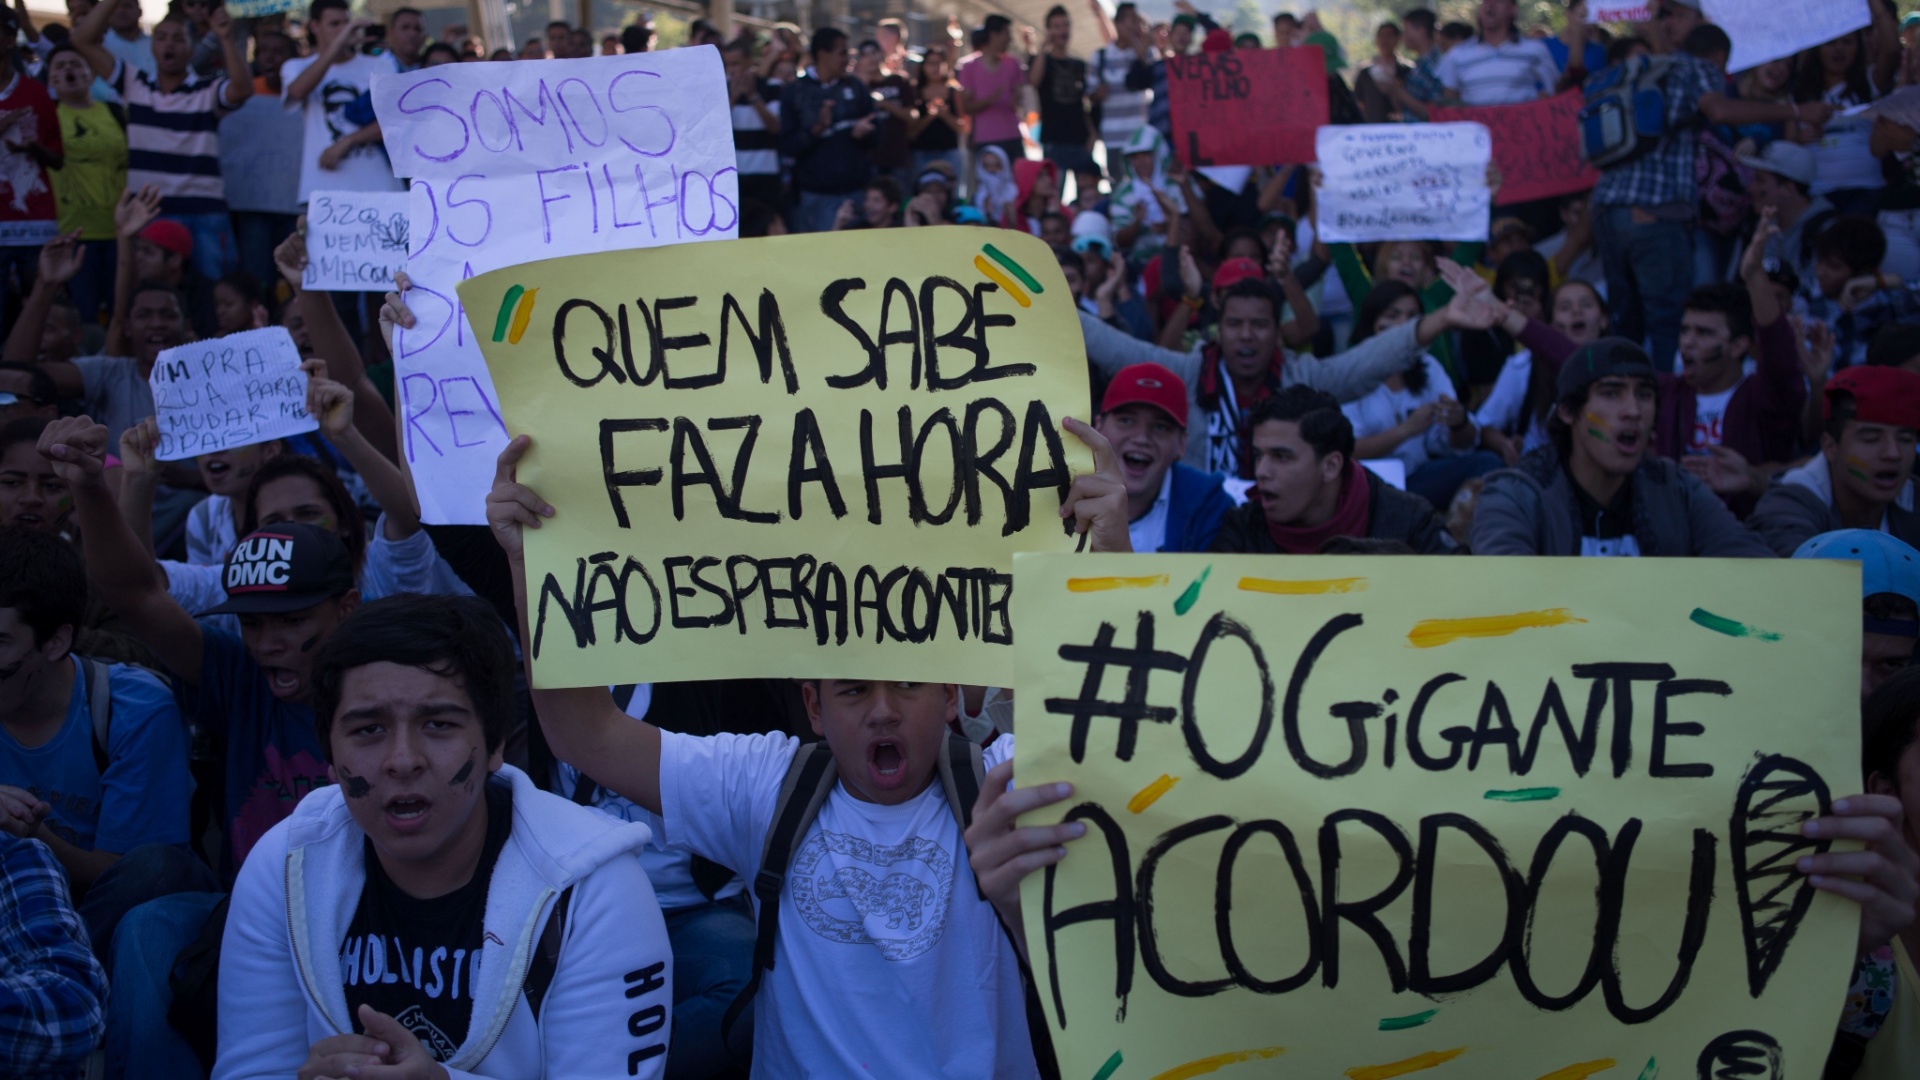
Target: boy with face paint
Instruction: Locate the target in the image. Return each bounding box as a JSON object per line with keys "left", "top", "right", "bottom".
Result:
{"left": 1751, "top": 366, "right": 1920, "bottom": 557}
{"left": 1471, "top": 338, "right": 1775, "bottom": 556}
{"left": 484, "top": 418, "right": 1133, "bottom": 1079}
{"left": 215, "top": 595, "right": 673, "bottom": 1079}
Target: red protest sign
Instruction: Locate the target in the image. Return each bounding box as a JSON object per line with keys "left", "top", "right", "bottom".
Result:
{"left": 1431, "top": 90, "right": 1597, "bottom": 205}
{"left": 1167, "top": 47, "right": 1329, "bottom": 168}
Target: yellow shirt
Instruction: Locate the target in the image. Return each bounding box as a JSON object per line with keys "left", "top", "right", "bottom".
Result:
{"left": 1860, "top": 941, "right": 1920, "bottom": 1080}
{"left": 53, "top": 102, "right": 127, "bottom": 241}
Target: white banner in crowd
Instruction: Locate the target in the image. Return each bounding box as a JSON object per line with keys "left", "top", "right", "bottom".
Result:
{"left": 372, "top": 48, "right": 738, "bottom": 524}
{"left": 301, "top": 190, "right": 410, "bottom": 292}
{"left": 1314, "top": 123, "right": 1492, "bottom": 244}
{"left": 149, "top": 328, "right": 316, "bottom": 461}
{"left": 1703, "top": 0, "right": 1872, "bottom": 73}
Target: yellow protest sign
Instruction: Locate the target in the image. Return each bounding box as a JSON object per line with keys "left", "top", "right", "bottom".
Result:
{"left": 461, "top": 228, "right": 1092, "bottom": 687}
{"left": 1013, "top": 553, "right": 1860, "bottom": 1080}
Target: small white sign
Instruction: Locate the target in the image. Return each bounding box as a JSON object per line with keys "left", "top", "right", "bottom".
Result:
{"left": 1315, "top": 123, "right": 1492, "bottom": 244}
{"left": 1704, "top": 0, "right": 1872, "bottom": 74}
{"left": 301, "top": 190, "right": 410, "bottom": 292}
{"left": 150, "top": 328, "right": 318, "bottom": 461}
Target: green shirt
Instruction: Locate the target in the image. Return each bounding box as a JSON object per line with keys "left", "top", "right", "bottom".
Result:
{"left": 54, "top": 102, "right": 126, "bottom": 241}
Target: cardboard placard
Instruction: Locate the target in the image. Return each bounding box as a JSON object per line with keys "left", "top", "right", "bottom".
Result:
{"left": 1168, "top": 47, "right": 1329, "bottom": 168}
{"left": 1432, "top": 91, "right": 1598, "bottom": 206}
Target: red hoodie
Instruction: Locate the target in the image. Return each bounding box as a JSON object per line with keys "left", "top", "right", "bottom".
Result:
{"left": 1004, "top": 158, "right": 1069, "bottom": 234}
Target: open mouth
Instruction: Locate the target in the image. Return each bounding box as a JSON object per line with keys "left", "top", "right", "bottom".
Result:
{"left": 203, "top": 460, "right": 230, "bottom": 480}
{"left": 1611, "top": 428, "right": 1643, "bottom": 453}
{"left": 264, "top": 667, "right": 300, "bottom": 696}
{"left": 386, "top": 795, "right": 432, "bottom": 830}
{"left": 1121, "top": 450, "right": 1153, "bottom": 480}
{"left": 10, "top": 512, "right": 42, "bottom": 528}
{"left": 867, "top": 739, "right": 905, "bottom": 788}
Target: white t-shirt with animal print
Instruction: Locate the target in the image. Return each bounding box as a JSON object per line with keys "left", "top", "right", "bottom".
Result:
{"left": 659, "top": 730, "right": 1037, "bottom": 1080}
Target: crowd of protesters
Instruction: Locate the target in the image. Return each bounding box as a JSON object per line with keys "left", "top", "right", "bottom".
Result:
{"left": 6, "top": 0, "right": 1920, "bottom": 1077}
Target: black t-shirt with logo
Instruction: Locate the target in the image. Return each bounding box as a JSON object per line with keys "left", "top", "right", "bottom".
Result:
{"left": 340, "top": 776, "right": 513, "bottom": 1061}
{"left": 1036, "top": 52, "right": 1089, "bottom": 147}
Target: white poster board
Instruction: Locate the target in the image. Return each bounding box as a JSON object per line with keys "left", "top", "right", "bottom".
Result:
{"left": 149, "top": 328, "right": 317, "bottom": 461}
{"left": 301, "top": 190, "right": 410, "bottom": 292}
{"left": 372, "top": 48, "right": 738, "bottom": 524}
{"left": 1314, "top": 123, "right": 1492, "bottom": 244}
{"left": 1703, "top": 0, "right": 1872, "bottom": 74}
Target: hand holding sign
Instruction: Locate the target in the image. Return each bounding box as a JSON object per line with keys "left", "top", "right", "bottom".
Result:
{"left": 149, "top": 328, "right": 318, "bottom": 461}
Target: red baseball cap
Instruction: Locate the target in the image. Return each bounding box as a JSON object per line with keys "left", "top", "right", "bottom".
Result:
{"left": 1211, "top": 257, "right": 1264, "bottom": 292}
{"left": 1825, "top": 366, "right": 1920, "bottom": 431}
{"left": 139, "top": 220, "right": 193, "bottom": 259}
{"left": 1100, "top": 363, "right": 1189, "bottom": 429}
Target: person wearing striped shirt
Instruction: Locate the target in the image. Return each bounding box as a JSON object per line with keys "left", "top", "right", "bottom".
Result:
{"left": 1431, "top": 0, "right": 1560, "bottom": 107}
{"left": 70, "top": 0, "right": 250, "bottom": 284}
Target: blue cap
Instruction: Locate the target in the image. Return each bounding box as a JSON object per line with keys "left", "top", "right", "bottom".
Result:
{"left": 1793, "top": 529, "right": 1920, "bottom": 635}
{"left": 953, "top": 205, "right": 987, "bottom": 225}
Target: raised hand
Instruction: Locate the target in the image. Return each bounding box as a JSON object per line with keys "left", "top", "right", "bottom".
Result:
{"left": 1059, "top": 416, "right": 1130, "bottom": 553}
{"left": 273, "top": 220, "right": 309, "bottom": 288}
{"left": 114, "top": 185, "right": 164, "bottom": 240}
{"left": 37, "top": 231, "right": 86, "bottom": 286}
{"left": 1679, "top": 444, "right": 1754, "bottom": 496}
{"left": 1799, "top": 794, "right": 1920, "bottom": 955}
{"left": 379, "top": 270, "right": 418, "bottom": 357}
{"left": 1740, "top": 207, "right": 1780, "bottom": 282}
{"left": 963, "top": 759, "right": 1086, "bottom": 930}
{"left": 118, "top": 417, "right": 160, "bottom": 477}
{"left": 486, "top": 435, "right": 554, "bottom": 561}
{"left": 1802, "top": 319, "right": 1836, "bottom": 385}
{"left": 36, "top": 416, "right": 110, "bottom": 489}
{"left": 1177, "top": 245, "right": 1203, "bottom": 297}
{"left": 302, "top": 358, "right": 353, "bottom": 436}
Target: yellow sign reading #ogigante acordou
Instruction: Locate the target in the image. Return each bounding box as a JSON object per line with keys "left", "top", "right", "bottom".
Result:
{"left": 460, "top": 227, "right": 1093, "bottom": 688}
{"left": 1013, "top": 552, "right": 1862, "bottom": 1080}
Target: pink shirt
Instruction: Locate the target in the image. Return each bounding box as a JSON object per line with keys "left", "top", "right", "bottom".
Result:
{"left": 958, "top": 52, "right": 1025, "bottom": 145}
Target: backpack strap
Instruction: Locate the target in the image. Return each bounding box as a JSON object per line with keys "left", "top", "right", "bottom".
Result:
{"left": 720, "top": 741, "right": 836, "bottom": 1040}
{"left": 522, "top": 886, "right": 574, "bottom": 1023}
{"left": 79, "top": 656, "right": 112, "bottom": 775}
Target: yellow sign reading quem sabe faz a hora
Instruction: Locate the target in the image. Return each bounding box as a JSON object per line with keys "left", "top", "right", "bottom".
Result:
{"left": 1014, "top": 553, "right": 1861, "bottom": 1080}
{"left": 461, "top": 228, "right": 1092, "bottom": 688}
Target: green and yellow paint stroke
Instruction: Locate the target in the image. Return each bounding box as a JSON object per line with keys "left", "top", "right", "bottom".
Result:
{"left": 492, "top": 285, "right": 539, "bottom": 345}
{"left": 973, "top": 244, "right": 1044, "bottom": 308}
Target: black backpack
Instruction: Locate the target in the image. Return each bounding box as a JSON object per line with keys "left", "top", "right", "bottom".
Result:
{"left": 719, "top": 733, "right": 1060, "bottom": 1079}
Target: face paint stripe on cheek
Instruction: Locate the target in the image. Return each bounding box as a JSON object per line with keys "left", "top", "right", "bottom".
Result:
{"left": 337, "top": 766, "right": 372, "bottom": 798}
{"left": 450, "top": 749, "right": 475, "bottom": 787}
{"left": 298, "top": 635, "right": 320, "bottom": 653}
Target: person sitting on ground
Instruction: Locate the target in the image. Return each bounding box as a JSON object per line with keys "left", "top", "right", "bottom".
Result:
{"left": 1470, "top": 337, "right": 1774, "bottom": 557}
{"left": 1794, "top": 530, "right": 1920, "bottom": 701}
{"left": 1094, "top": 363, "right": 1233, "bottom": 553}
{"left": 0, "top": 526, "right": 205, "bottom": 959}
{"left": 213, "top": 594, "right": 674, "bottom": 1078}
{"left": 1750, "top": 366, "right": 1920, "bottom": 556}
{"left": 481, "top": 412, "right": 1134, "bottom": 1078}
{"left": 1210, "top": 385, "right": 1456, "bottom": 554}
{"left": 0, "top": 831, "right": 108, "bottom": 1080}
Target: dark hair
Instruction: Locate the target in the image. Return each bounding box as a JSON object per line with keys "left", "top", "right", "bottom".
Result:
{"left": 856, "top": 38, "right": 880, "bottom": 55}
{"left": 1115, "top": 2, "right": 1137, "bottom": 19}
{"left": 43, "top": 41, "right": 86, "bottom": 70}
{"left": 1869, "top": 323, "right": 1920, "bottom": 368}
{"left": 306, "top": 0, "right": 346, "bottom": 21}
{"left": 0, "top": 525, "right": 85, "bottom": 649}
{"left": 1318, "top": 536, "right": 1415, "bottom": 555}
{"left": 1440, "top": 20, "right": 1474, "bottom": 42}
{"left": 1681, "top": 23, "right": 1731, "bottom": 59}
{"left": 1273, "top": 12, "right": 1300, "bottom": 27}
{"left": 130, "top": 282, "right": 189, "bottom": 319}
{"left": 810, "top": 27, "right": 845, "bottom": 57}
{"left": 311, "top": 594, "right": 515, "bottom": 761}
{"left": 1815, "top": 215, "right": 1888, "bottom": 275}
{"left": 1403, "top": 8, "right": 1437, "bottom": 33}
{"left": 1548, "top": 372, "right": 1658, "bottom": 458}
{"left": 422, "top": 41, "right": 458, "bottom": 63}
{"left": 722, "top": 37, "right": 751, "bottom": 55}
{"left": 1795, "top": 30, "right": 1874, "bottom": 105}
{"left": 1683, "top": 281, "right": 1754, "bottom": 343}
{"left": 1824, "top": 387, "right": 1874, "bottom": 443}
{"left": 0, "top": 416, "right": 50, "bottom": 460}
{"left": 546, "top": 19, "right": 570, "bottom": 32}
{"left": 1605, "top": 35, "right": 1647, "bottom": 65}
{"left": 240, "top": 455, "right": 368, "bottom": 573}
{"left": 1045, "top": 4, "right": 1069, "bottom": 22}
{"left": 1054, "top": 246, "right": 1086, "bottom": 278}
{"left": 984, "top": 14, "right": 1012, "bottom": 35}
{"left": 620, "top": 24, "right": 650, "bottom": 53}
{"left": 1350, "top": 279, "right": 1422, "bottom": 348}
{"left": 1219, "top": 277, "right": 1282, "bottom": 323}
{"left": 1249, "top": 384, "right": 1355, "bottom": 464}
{"left": 215, "top": 270, "right": 263, "bottom": 308}
{"left": 1864, "top": 664, "right": 1920, "bottom": 785}
{"left": 0, "top": 363, "right": 57, "bottom": 406}
{"left": 1493, "top": 250, "right": 1551, "bottom": 309}
{"left": 1219, "top": 226, "right": 1266, "bottom": 264}
{"left": 390, "top": 5, "right": 421, "bottom": 20}
{"left": 1550, "top": 278, "right": 1609, "bottom": 320}
{"left": 866, "top": 174, "right": 902, "bottom": 207}
{"left": 739, "top": 198, "right": 781, "bottom": 238}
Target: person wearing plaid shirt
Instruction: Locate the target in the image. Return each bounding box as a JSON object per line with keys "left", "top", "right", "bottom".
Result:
{"left": 0, "top": 834, "right": 108, "bottom": 1080}
{"left": 1592, "top": 47, "right": 1829, "bottom": 373}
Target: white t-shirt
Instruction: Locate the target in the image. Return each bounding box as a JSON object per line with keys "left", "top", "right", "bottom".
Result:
{"left": 659, "top": 730, "right": 1038, "bottom": 1080}
{"left": 1688, "top": 382, "right": 1740, "bottom": 452}
{"left": 1341, "top": 354, "right": 1461, "bottom": 473}
{"left": 1471, "top": 349, "right": 1550, "bottom": 453}
{"left": 282, "top": 53, "right": 404, "bottom": 204}
{"left": 1128, "top": 469, "right": 1173, "bottom": 554}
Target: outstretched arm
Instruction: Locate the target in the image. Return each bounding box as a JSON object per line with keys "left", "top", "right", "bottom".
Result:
{"left": 303, "top": 360, "right": 416, "bottom": 540}
{"left": 275, "top": 228, "right": 398, "bottom": 460}
{"left": 37, "top": 418, "right": 206, "bottom": 685}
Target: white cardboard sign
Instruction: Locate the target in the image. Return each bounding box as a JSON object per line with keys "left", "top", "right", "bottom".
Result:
{"left": 150, "top": 328, "right": 317, "bottom": 461}
{"left": 1315, "top": 123, "right": 1492, "bottom": 244}
{"left": 1703, "top": 0, "right": 1872, "bottom": 74}
{"left": 372, "top": 48, "right": 738, "bottom": 524}
{"left": 301, "top": 190, "right": 411, "bottom": 292}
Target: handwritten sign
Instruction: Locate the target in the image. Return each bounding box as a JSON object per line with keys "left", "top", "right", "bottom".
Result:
{"left": 1703, "top": 0, "right": 1871, "bottom": 73}
{"left": 224, "top": 0, "right": 305, "bottom": 16}
{"left": 461, "top": 228, "right": 1093, "bottom": 688}
{"left": 1014, "top": 553, "right": 1859, "bottom": 1080}
{"left": 1315, "top": 123, "right": 1492, "bottom": 243}
{"left": 301, "top": 190, "right": 410, "bottom": 292}
{"left": 1433, "top": 92, "right": 1597, "bottom": 206}
{"left": 373, "top": 49, "right": 737, "bottom": 525}
{"left": 1167, "top": 47, "right": 1329, "bottom": 168}
{"left": 149, "top": 328, "right": 316, "bottom": 461}
{"left": 1591, "top": 1, "right": 1652, "bottom": 21}
{"left": 1849, "top": 85, "right": 1920, "bottom": 134}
